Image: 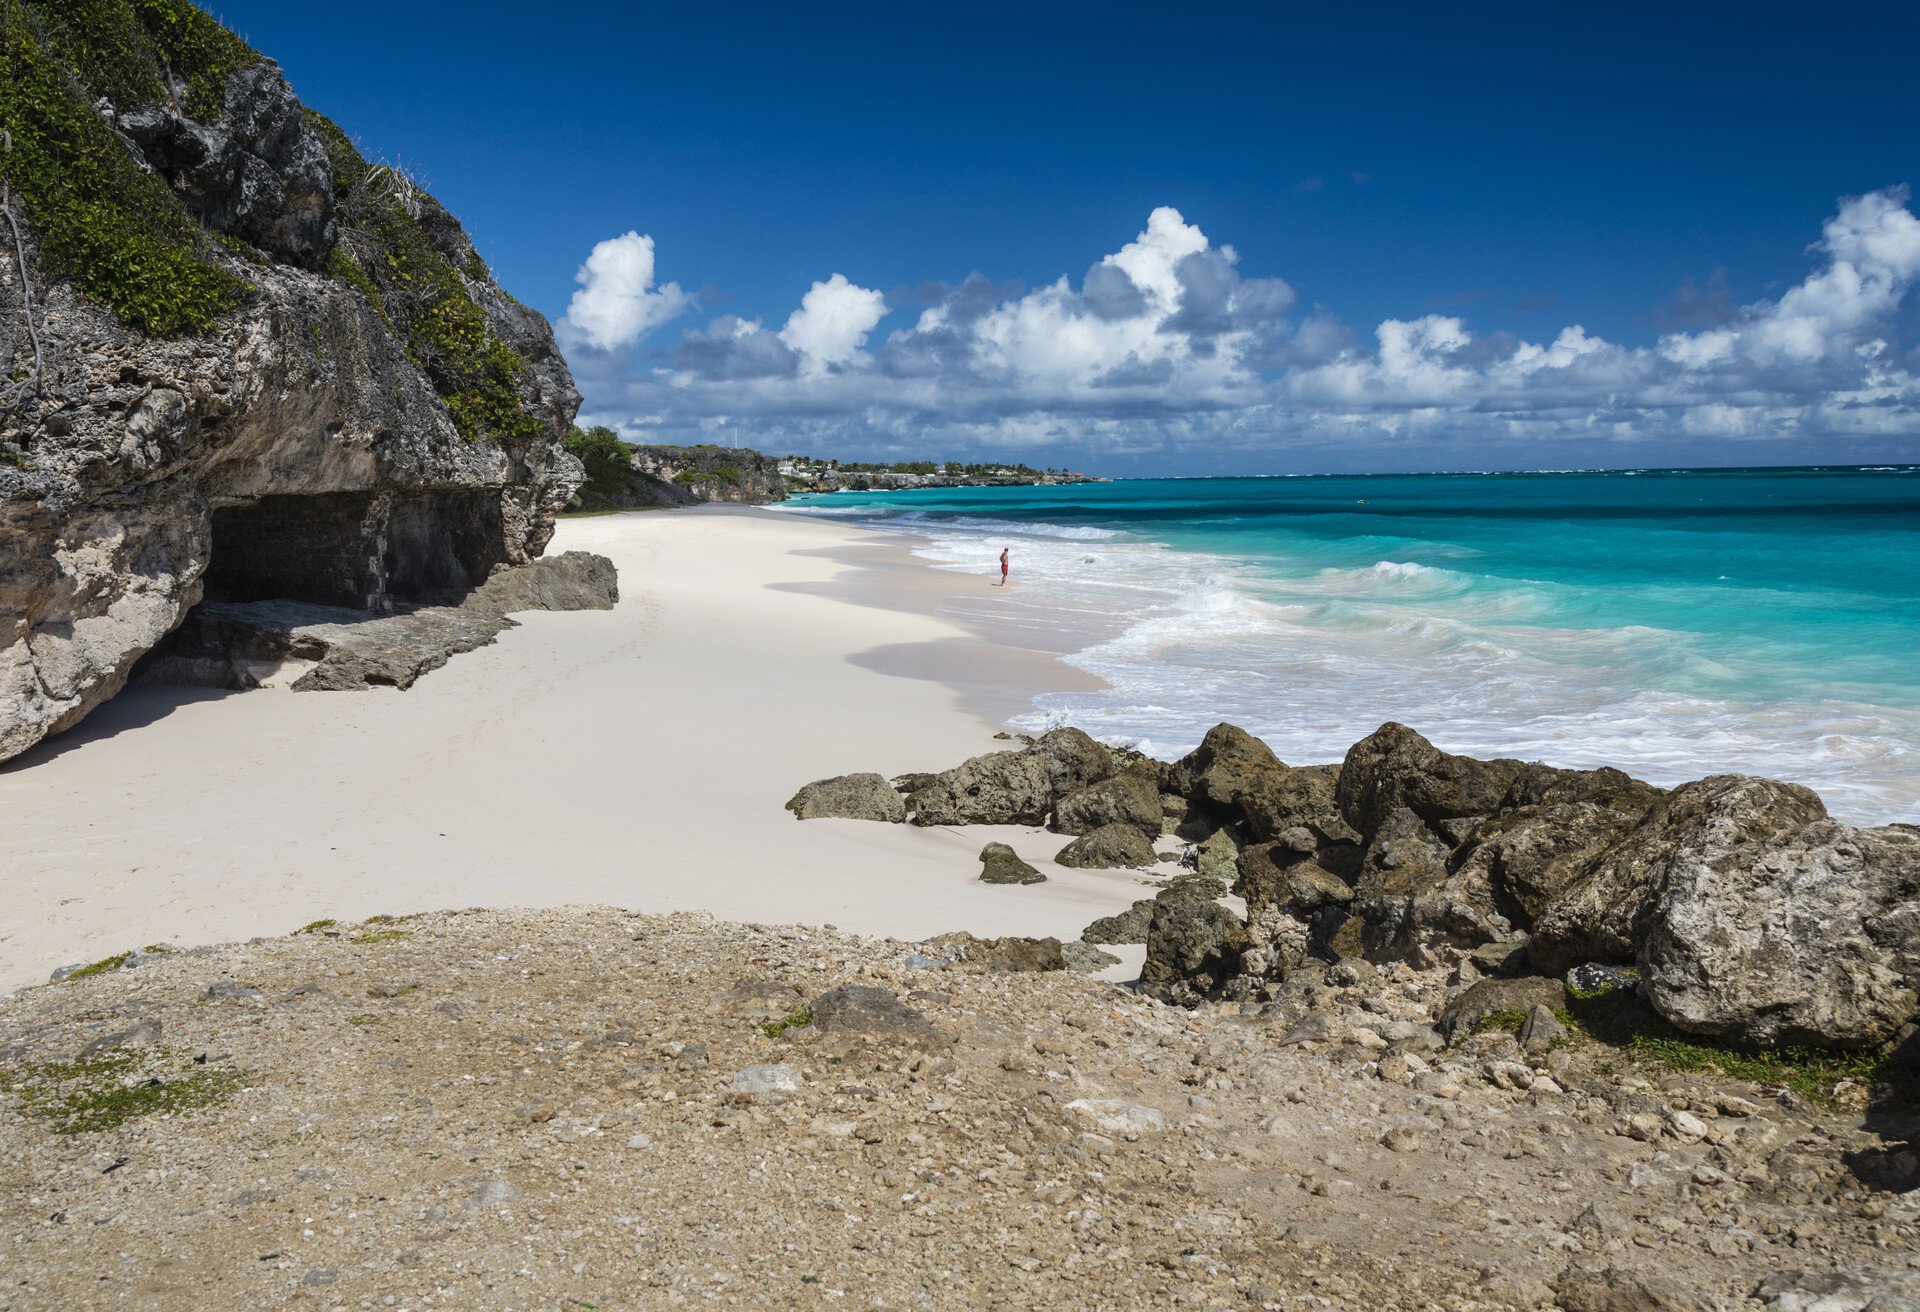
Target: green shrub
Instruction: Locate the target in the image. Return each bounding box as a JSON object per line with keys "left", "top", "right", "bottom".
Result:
{"left": 0, "top": 1, "right": 250, "bottom": 334}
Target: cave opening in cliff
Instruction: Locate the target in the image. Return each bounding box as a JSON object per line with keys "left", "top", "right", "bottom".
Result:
{"left": 203, "top": 492, "right": 385, "bottom": 610}
{"left": 381, "top": 489, "right": 506, "bottom": 599}
{"left": 202, "top": 489, "right": 509, "bottom": 611}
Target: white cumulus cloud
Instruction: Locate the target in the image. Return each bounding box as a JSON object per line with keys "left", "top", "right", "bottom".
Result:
{"left": 779, "top": 273, "right": 888, "bottom": 370}
{"left": 562, "top": 231, "right": 690, "bottom": 351}
{"left": 563, "top": 191, "right": 1920, "bottom": 468}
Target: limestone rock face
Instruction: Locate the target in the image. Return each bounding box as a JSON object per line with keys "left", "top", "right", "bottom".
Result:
{"left": 1053, "top": 766, "right": 1163, "bottom": 838}
{"left": 116, "top": 63, "right": 337, "bottom": 268}
{"left": 907, "top": 728, "right": 1112, "bottom": 827}
{"left": 0, "top": 20, "right": 582, "bottom": 763}
{"left": 624, "top": 446, "right": 788, "bottom": 505}
{"left": 1638, "top": 810, "right": 1920, "bottom": 1050}
{"left": 786, "top": 774, "right": 909, "bottom": 824}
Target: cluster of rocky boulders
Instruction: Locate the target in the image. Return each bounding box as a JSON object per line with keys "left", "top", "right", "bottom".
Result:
{"left": 786, "top": 727, "right": 1169, "bottom": 872}
{"left": 790, "top": 722, "right": 1920, "bottom": 1056}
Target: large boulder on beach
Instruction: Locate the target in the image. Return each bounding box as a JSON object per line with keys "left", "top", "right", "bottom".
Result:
{"left": 1337, "top": 723, "right": 1528, "bottom": 892}
{"left": 1056, "top": 823, "right": 1158, "bottom": 870}
{"left": 1528, "top": 775, "right": 1827, "bottom": 974}
{"left": 1449, "top": 763, "right": 1667, "bottom": 924}
{"left": 1637, "top": 805, "right": 1920, "bottom": 1050}
{"left": 978, "top": 843, "right": 1045, "bottom": 885}
{"left": 1082, "top": 898, "right": 1155, "bottom": 945}
{"left": 805, "top": 985, "right": 942, "bottom": 1046}
{"left": 1325, "top": 724, "right": 1665, "bottom": 962}
{"left": 1509, "top": 770, "right": 1920, "bottom": 1049}
{"left": 1054, "top": 766, "right": 1163, "bottom": 839}
{"left": 907, "top": 728, "right": 1113, "bottom": 827}
{"left": 785, "top": 774, "right": 907, "bottom": 823}
{"left": 1141, "top": 884, "right": 1250, "bottom": 1004}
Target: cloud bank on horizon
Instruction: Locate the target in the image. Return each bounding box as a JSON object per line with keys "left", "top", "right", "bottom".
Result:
{"left": 559, "top": 189, "right": 1920, "bottom": 467}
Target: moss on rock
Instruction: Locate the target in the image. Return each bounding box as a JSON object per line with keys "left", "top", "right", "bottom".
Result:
{"left": 1, "top": 1049, "right": 245, "bottom": 1134}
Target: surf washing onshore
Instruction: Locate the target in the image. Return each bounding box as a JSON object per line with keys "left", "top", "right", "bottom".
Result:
{"left": 779, "top": 465, "right": 1920, "bottom": 826}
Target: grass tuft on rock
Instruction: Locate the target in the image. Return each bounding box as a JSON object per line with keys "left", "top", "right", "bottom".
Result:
{"left": 1470, "top": 1008, "right": 1530, "bottom": 1035}
{"left": 1559, "top": 981, "right": 1911, "bottom": 1108}
{"left": 760, "top": 1008, "right": 814, "bottom": 1039}
{"left": 60, "top": 950, "right": 133, "bottom": 981}
{"left": 306, "top": 112, "right": 542, "bottom": 446}
{"left": 351, "top": 928, "right": 412, "bottom": 945}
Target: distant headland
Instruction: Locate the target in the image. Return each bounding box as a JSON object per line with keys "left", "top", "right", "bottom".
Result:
{"left": 562, "top": 426, "right": 1098, "bottom": 511}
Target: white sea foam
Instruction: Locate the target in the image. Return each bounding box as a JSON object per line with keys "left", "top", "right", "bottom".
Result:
{"left": 780, "top": 499, "right": 1920, "bottom": 824}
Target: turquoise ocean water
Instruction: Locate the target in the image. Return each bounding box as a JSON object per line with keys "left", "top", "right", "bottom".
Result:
{"left": 781, "top": 467, "right": 1920, "bottom": 824}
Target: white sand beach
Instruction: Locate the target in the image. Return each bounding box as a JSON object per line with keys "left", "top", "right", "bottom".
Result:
{"left": 0, "top": 507, "right": 1158, "bottom": 991}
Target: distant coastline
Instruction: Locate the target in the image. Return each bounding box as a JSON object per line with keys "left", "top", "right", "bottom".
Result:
{"left": 776, "top": 455, "right": 1101, "bottom": 494}
{"left": 560, "top": 429, "right": 1101, "bottom": 511}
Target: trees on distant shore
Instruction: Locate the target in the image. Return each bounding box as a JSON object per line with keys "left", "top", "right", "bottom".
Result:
{"left": 565, "top": 429, "right": 1073, "bottom": 485}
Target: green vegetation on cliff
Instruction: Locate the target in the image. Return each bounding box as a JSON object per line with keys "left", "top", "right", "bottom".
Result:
{"left": 0, "top": 0, "right": 253, "bottom": 334}
{"left": 0, "top": 0, "right": 545, "bottom": 446}
{"left": 564, "top": 425, "right": 636, "bottom": 504}
{"left": 562, "top": 424, "right": 690, "bottom": 512}
{"left": 305, "top": 111, "right": 543, "bottom": 446}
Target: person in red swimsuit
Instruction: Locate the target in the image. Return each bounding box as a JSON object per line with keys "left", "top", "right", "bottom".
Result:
{"left": 997, "top": 547, "right": 1009, "bottom": 586}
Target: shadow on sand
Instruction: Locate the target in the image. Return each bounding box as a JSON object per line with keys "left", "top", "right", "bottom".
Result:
{"left": 0, "top": 683, "right": 239, "bottom": 773}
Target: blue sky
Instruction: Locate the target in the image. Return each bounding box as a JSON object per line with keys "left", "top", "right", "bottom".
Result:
{"left": 212, "top": 0, "right": 1920, "bottom": 474}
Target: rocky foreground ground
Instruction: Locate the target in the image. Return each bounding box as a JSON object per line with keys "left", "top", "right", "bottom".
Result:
{"left": 3, "top": 907, "right": 1917, "bottom": 1311}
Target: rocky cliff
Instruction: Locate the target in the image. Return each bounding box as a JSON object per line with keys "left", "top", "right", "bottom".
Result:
{"left": 628, "top": 444, "right": 789, "bottom": 505}
{"left": 0, "top": 0, "right": 583, "bottom": 762}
